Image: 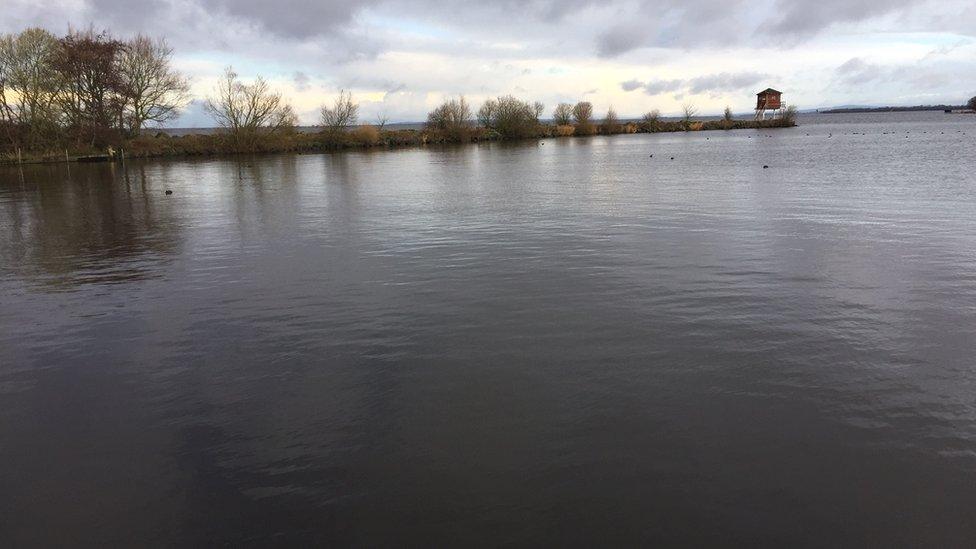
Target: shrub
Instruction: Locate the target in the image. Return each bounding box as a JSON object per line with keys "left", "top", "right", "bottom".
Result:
{"left": 641, "top": 110, "right": 660, "bottom": 132}
{"left": 426, "top": 96, "right": 472, "bottom": 142}
{"left": 575, "top": 122, "right": 596, "bottom": 136}
{"left": 552, "top": 103, "right": 573, "bottom": 125}
{"left": 477, "top": 95, "right": 541, "bottom": 139}
{"left": 426, "top": 96, "right": 470, "bottom": 130}
{"left": 682, "top": 103, "right": 698, "bottom": 131}
{"left": 350, "top": 124, "right": 380, "bottom": 146}
{"left": 572, "top": 101, "right": 595, "bottom": 135}
{"left": 782, "top": 105, "right": 798, "bottom": 126}
{"left": 968, "top": 96, "right": 976, "bottom": 111}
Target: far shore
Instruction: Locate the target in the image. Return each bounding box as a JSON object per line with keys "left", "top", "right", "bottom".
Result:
{"left": 2, "top": 117, "right": 796, "bottom": 166}
{"left": 819, "top": 105, "right": 971, "bottom": 114}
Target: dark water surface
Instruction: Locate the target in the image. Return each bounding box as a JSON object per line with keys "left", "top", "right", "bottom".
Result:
{"left": 2, "top": 112, "right": 976, "bottom": 546}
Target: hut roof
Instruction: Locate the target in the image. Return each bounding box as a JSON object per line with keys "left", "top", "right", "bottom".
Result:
{"left": 757, "top": 88, "right": 782, "bottom": 96}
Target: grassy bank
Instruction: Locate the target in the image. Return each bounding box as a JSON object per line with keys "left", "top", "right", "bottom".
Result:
{"left": 1, "top": 117, "right": 796, "bottom": 166}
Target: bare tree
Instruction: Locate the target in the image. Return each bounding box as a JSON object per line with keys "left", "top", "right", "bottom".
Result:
{"left": 572, "top": 101, "right": 593, "bottom": 124}
{"left": 682, "top": 103, "right": 698, "bottom": 130}
{"left": 552, "top": 103, "right": 573, "bottom": 125}
{"left": 53, "top": 28, "right": 127, "bottom": 146}
{"left": 0, "top": 37, "right": 7, "bottom": 127}
{"left": 117, "top": 35, "right": 189, "bottom": 136}
{"left": 572, "top": 101, "right": 594, "bottom": 134}
{"left": 374, "top": 111, "right": 389, "bottom": 131}
{"left": 320, "top": 90, "right": 358, "bottom": 139}
{"left": 477, "top": 98, "right": 496, "bottom": 128}
{"left": 206, "top": 67, "right": 293, "bottom": 146}
{"left": 533, "top": 101, "right": 545, "bottom": 123}
{"left": 272, "top": 104, "right": 298, "bottom": 130}
{"left": 0, "top": 28, "right": 62, "bottom": 147}
{"left": 601, "top": 106, "right": 619, "bottom": 134}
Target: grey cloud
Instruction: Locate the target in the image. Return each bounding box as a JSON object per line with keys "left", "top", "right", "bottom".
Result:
{"left": 205, "top": 0, "right": 379, "bottom": 38}
{"left": 641, "top": 79, "right": 684, "bottom": 95}
{"left": 87, "top": 0, "right": 170, "bottom": 29}
{"left": 594, "top": 0, "right": 752, "bottom": 56}
{"left": 293, "top": 71, "right": 311, "bottom": 91}
{"left": 592, "top": 0, "right": 941, "bottom": 56}
{"left": 922, "top": 40, "right": 969, "bottom": 60}
{"left": 687, "top": 72, "right": 768, "bottom": 94}
{"left": 597, "top": 25, "right": 647, "bottom": 57}
{"left": 7, "top": 0, "right": 964, "bottom": 64}
{"left": 768, "top": 0, "right": 915, "bottom": 37}
{"left": 621, "top": 73, "right": 768, "bottom": 96}
{"left": 620, "top": 79, "right": 683, "bottom": 95}
{"left": 834, "top": 57, "right": 885, "bottom": 85}
{"left": 620, "top": 79, "right": 643, "bottom": 92}
{"left": 832, "top": 56, "right": 972, "bottom": 94}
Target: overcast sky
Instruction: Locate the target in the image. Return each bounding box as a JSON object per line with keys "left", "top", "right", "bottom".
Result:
{"left": 6, "top": 0, "right": 976, "bottom": 126}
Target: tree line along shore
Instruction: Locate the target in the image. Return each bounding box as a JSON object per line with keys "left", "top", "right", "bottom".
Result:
{"left": 1, "top": 27, "right": 798, "bottom": 165}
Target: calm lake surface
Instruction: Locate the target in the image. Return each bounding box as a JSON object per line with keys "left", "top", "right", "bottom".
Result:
{"left": 2, "top": 112, "right": 976, "bottom": 546}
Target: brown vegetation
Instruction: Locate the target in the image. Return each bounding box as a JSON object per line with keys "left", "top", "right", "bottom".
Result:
{"left": 554, "top": 124, "right": 575, "bottom": 137}
{"left": 601, "top": 106, "right": 620, "bottom": 134}
{"left": 349, "top": 124, "right": 380, "bottom": 146}
{"left": 477, "top": 95, "right": 542, "bottom": 139}
{"left": 426, "top": 96, "right": 473, "bottom": 141}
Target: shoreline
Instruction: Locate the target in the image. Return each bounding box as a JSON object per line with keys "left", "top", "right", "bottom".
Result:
{"left": 819, "top": 105, "right": 969, "bottom": 114}
{"left": 2, "top": 118, "right": 796, "bottom": 167}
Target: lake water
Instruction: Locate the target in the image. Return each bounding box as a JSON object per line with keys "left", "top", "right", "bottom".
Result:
{"left": 2, "top": 112, "right": 976, "bottom": 546}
